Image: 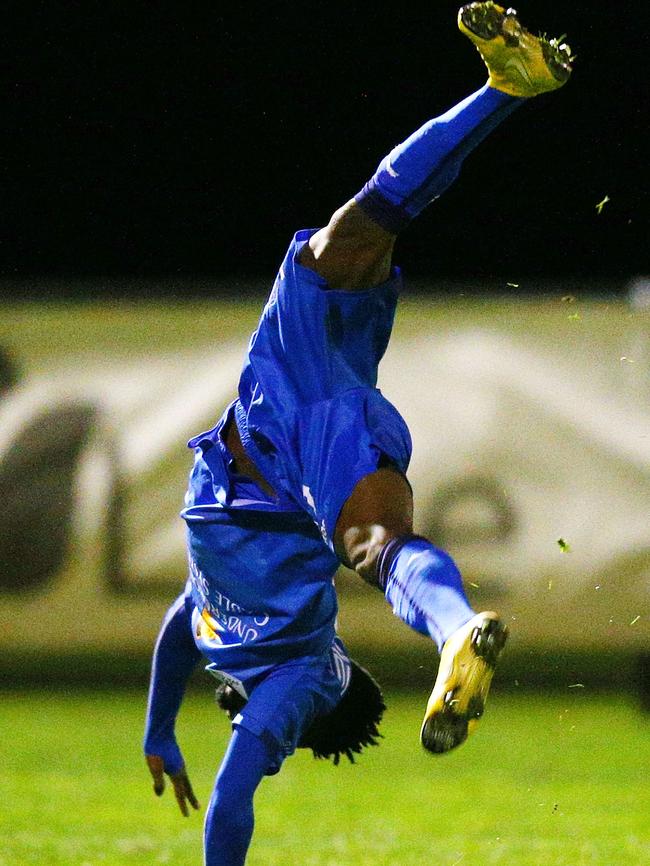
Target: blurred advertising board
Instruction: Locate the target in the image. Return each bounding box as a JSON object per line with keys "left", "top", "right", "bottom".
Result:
{"left": 1, "top": 295, "right": 648, "bottom": 662}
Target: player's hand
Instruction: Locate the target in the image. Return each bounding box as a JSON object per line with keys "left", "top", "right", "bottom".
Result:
{"left": 145, "top": 754, "right": 200, "bottom": 817}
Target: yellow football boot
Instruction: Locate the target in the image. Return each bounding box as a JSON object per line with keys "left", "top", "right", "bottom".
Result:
{"left": 420, "top": 611, "right": 508, "bottom": 754}
{"left": 458, "top": 2, "right": 573, "bottom": 97}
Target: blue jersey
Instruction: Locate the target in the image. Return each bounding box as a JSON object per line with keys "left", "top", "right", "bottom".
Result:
{"left": 181, "top": 228, "right": 412, "bottom": 676}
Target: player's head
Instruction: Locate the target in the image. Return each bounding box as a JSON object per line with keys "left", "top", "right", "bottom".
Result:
{"left": 216, "top": 658, "right": 385, "bottom": 766}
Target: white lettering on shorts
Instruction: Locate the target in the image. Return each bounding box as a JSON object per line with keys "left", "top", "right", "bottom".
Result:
{"left": 188, "top": 555, "right": 271, "bottom": 644}
{"left": 302, "top": 485, "right": 316, "bottom": 511}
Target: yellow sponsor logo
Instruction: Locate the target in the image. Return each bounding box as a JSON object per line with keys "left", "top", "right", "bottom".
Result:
{"left": 200, "top": 609, "right": 223, "bottom": 642}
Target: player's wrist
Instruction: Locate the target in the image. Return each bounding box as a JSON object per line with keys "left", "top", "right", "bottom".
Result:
{"left": 144, "top": 736, "right": 184, "bottom": 775}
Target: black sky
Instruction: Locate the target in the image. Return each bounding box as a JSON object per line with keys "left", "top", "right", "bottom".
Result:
{"left": 3, "top": 1, "right": 649, "bottom": 294}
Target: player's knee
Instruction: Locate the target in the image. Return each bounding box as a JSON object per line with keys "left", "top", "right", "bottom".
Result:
{"left": 344, "top": 525, "right": 401, "bottom": 587}
{"left": 335, "top": 468, "right": 414, "bottom": 585}
{"left": 299, "top": 200, "right": 396, "bottom": 290}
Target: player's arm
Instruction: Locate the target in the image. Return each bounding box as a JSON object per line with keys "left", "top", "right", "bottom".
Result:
{"left": 144, "top": 592, "right": 201, "bottom": 816}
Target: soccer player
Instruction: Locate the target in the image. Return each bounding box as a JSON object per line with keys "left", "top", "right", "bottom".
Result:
{"left": 144, "top": 5, "right": 573, "bottom": 864}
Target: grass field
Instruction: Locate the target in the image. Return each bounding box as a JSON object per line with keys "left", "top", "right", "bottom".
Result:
{"left": 2, "top": 689, "right": 649, "bottom": 866}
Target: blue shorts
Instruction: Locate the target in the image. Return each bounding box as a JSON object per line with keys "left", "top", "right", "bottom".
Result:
{"left": 235, "top": 228, "right": 413, "bottom": 548}
{"left": 211, "top": 637, "right": 351, "bottom": 775}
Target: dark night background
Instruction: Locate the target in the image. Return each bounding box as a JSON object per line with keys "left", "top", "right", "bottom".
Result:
{"left": 3, "top": 1, "right": 648, "bottom": 296}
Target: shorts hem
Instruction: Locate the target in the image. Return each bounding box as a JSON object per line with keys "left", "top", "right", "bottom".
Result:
{"left": 232, "top": 711, "right": 288, "bottom": 776}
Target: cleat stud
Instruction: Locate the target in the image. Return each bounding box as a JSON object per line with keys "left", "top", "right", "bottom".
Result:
{"left": 472, "top": 618, "right": 508, "bottom": 665}
{"left": 421, "top": 712, "right": 468, "bottom": 754}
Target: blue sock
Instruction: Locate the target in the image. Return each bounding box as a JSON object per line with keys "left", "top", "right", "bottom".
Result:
{"left": 204, "top": 727, "right": 272, "bottom": 866}
{"left": 377, "top": 535, "right": 475, "bottom": 651}
{"left": 355, "top": 84, "right": 524, "bottom": 233}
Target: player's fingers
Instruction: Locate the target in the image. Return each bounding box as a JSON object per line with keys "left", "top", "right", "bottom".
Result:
{"left": 184, "top": 777, "right": 200, "bottom": 812}
{"left": 171, "top": 775, "right": 190, "bottom": 817}
{"left": 145, "top": 754, "right": 166, "bottom": 797}
{"left": 171, "top": 770, "right": 200, "bottom": 816}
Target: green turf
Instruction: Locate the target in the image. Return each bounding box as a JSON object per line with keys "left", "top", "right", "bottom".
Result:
{"left": 2, "top": 690, "right": 649, "bottom": 865}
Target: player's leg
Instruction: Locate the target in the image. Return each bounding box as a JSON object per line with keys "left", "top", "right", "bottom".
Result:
{"left": 205, "top": 651, "right": 348, "bottom": 864}
{"left": 334, "top": 466, "right": 507, "bottom": 754}
{"left": 203, "top": 727, "right": 271, "bottom": 866}
{"left": 300, "top": 80, "right": 522, "bottom": 290}
{"left": 320, "top": 4, "right": 573, "bottom": 753}
{"left": 299, "top": 2, "right": 572, "bottom": 291}
{"left": 335, "top": 468, "right": 474, "bottom": 647}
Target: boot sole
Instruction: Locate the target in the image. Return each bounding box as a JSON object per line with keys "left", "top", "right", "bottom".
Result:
{"left": 420, "top": 613, "right": 508, "bottom": 754}
{"left": 459, "top": 2, "right": 572, "bottom": 85}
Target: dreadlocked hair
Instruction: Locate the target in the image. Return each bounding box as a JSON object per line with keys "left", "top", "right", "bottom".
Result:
{"left": 215, "top": 658, "right": 386, "bottom": 766}
{"left": 299, "top": 659, "right": 386, "bottom": 764}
